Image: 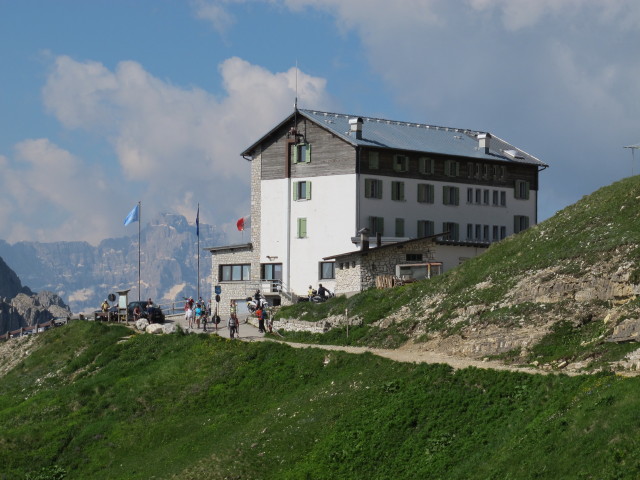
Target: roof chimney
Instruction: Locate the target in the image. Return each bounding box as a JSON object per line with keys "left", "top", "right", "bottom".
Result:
{"left": 349, "top": 117, "right": 363, "bottom": 140}
{"left": 358, "top": 227, "right": 370, "bottom": 251}
{"left": 478, "top": 133, "right": 491, "bottom": 154}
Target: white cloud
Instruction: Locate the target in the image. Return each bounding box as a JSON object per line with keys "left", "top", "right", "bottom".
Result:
{"left": 34, "top": 55, "right": 333, "bottom": 243}
{"left": 467, "top": 0, "right": 640, "bottom": 31}
{"left": 0, "top": 139, "right": 115, "bottom": 244}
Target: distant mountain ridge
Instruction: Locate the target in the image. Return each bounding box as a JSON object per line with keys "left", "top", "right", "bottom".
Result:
{"left": 0, "top": 213, "right": 225, "bottom": 313}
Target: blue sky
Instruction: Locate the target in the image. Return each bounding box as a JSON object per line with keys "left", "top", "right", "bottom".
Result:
{"left": 1, "top": 0, "right": 639, "bottom": 246}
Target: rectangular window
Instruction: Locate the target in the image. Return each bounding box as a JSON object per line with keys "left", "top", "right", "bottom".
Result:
{"left": 500, "top": 226, "right": 507, "bottom": 240}
{"left": 220, "top": 264, "right": 251, "bottom": 281}
{"left": 492, "top": 190, "right": 499, "bottom": 206}
{"left": 442, "top": 222, "right": 459, "bottom": 241}
{"left": 391, "top": 181, "right": 405, "bottom": 201}
{"left": 483, "top": 225, "right": 489, "bottom": 241}
{"left": 475, "top": 188, "right": 482, "bottom": 204}
{"left": 492, "top": 225, "right": 499, "bottom": 241}
{"left": 368, "top": 151, "right": 379, "bottom": 170}
{"left": 293, "top": 181, "right": 312, "bottom": 200}
{"left": 443, "top": 186, "right": 459, "bottom": 206}
{"left": 467, "top": 223, "right": 473, "bottom": 240}
{"left": 500, "top": 191, "right": 507, "bottom": 206}
{"left": 475, "top": 163, "right": 482, "bottom": 178}
{"left": 494, "top": 165, "right": 506, "bottom": 180}
{"left": 364, "top": 178, "right": 383, "bottom": 199}
{"left": 395, "top": 218, "right": 405, "bottom": 237}
{"left": 417, "top": 220, "right": 434, "bottom": 238}
{"left": 444, "top": 159, "right": 460, "bottom": 177}
{"left": 262, "top": 263, "right": 283, "bottom": 292}
{"left": 319, "top": 262, "right": 335, "bottom": 280}
{"left": 483, "top": 189, "right": 490, "bottom": 205}
{"left": 291, "top": 143, "right": 311, "bottom": 163}
{"left": 475, "top": 224, "right": 482, "bottom": 240}
{"left": 297, "top": 217, "right": 307, "bottom": 238}
{"left": 406, "top": 253, "right": 423, "bottom": 262}
{"left": 419, "top": 157, "right": 435, "bottom": 175}
{"left": 467, "top": 162, "right": 475, "bottom": 179}
{"left": 483, "top": 164, "right": 491, "bottom": 179}
{"left": 514, "top": 215, "right": 530, "bottom": 234}
{"left": 417, "top": 184, "right": 435, "bottom": 203}
{"left": 467, "top": 187, "right": 473, "bottom": 204}
{"left": 515, "top": 180, "right": 530, "bottom": 200}
{"left": 393, "top": 154, "right": 409, "bottom": 172}
{"left": 369, "top": 216, "right": 384, "bottom": 236}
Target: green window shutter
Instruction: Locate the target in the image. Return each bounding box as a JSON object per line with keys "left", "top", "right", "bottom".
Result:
{"left": 376, "top": 180, "right": 383, "bottom": 199}
{"left": 443, "top": 186, "right": 448, "bottom": 205}
{"left": 364, "top": 178, "right": 371, "bottom": 198}
{"left": 293, "top": 181, "right": 299, "bottom": 200}
{"left": 379, "top": 217, "right": 384, "bottom": 236}
{"left": 291, "top": 144, "right": 298, "bottom": 163}
{"left": 298, "top": 218, "right": 307, "bottom": 238}
{"left": 454, "top": 161, "right": 460, "bottom": 177}
{"left": 454, "top": 187, "right": 459, "bottom": 206}
{"left": 428, "top": 185, "right": 434, "bottom": 204}
{"left": 306, "top": 181, "right": 312, "bottom": 200}
{"left": 399, "top": 182, "right": 405, "bottom": 201}
{"left": 305, "top": 143, "right": 312, "bottom": 163}
{"left": 395, "top": 218, "right": 404, "bottom": 237}
{"left": 514, "top": 216, "right": 519, "bottom": 233}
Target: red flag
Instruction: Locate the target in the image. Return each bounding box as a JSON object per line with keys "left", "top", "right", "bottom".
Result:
{"left": 236, "top": 215, "right": 251, "bottom": 231}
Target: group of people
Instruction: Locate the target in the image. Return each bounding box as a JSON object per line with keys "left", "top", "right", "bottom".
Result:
{"left": 184, "top": 296, "right": 213, "bottom": 331}
{"left": 180, "top": 294, "right": 271, "bottom": 337}
{"left": 308, "top": 284, "right": 331, "bottom": 301}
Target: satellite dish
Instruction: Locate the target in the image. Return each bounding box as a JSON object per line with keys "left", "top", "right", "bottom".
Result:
{"left": 108, "top": 293, "right": 116, "bottom": 302}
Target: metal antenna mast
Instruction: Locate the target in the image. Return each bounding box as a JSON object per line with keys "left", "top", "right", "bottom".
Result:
{"left": 624, "top": 144, "right": 640, "bottom": 176}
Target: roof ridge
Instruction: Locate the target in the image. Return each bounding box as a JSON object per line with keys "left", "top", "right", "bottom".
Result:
{"left": 299, "top": 108, "right": 484, "bottom": 136}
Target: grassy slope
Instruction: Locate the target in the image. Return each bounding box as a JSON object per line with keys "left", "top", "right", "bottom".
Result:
{"left": 275, "top": 176, "right": 640, "bottom": 365}
{"left": 2, "top": 321, "right": 640, "bottom": 479}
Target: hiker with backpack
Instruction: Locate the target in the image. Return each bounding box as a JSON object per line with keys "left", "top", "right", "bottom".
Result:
{"left": 256, "top": 306, "right": 265, "bottom": 333}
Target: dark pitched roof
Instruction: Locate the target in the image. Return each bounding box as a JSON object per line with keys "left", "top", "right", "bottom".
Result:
{"left": 242, "top": 109, "right": 548, "bottom": 168}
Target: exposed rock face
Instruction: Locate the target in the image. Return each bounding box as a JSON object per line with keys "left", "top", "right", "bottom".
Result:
{"left": 0, "top": 256, "right": 32, "bottom": 298}
{"left": 0, "top": 258, "right": 72, "bottom": 335}
{"left": 0, "top": 213, "right": 224, "bottom": 314}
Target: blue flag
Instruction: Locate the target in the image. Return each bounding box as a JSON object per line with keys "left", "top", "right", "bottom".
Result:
{"left": 124, "top": 204, "right": 139, "bottom": 226}
{"left": 196, "top": 205, "right": 200, "bottom": 237}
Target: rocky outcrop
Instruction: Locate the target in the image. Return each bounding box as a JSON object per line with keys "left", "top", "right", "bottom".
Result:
{"left": 0, "top": 256, "right": 32, "bottom": 299}
{"left": 0, "top": 257, "right": 71, "bottom": 335}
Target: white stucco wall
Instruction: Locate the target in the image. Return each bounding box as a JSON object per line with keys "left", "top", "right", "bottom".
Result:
{"left": 260, "top": 174, "right": 357, "bottom": 298}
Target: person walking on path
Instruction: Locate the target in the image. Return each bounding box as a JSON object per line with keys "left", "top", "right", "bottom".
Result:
{"left": 230, "top": 300, "right": 238, "bottom": 336}
{"left": 228, "top": 315, "right": 237, "bottom": 339}
{"left": 256, "top": 306, "right": 265, "bottom": 333}
{"left": 195, "top": 303, "right": 203, "bottom": 329}
{"left": 185, "top": 306, "right": 194, "bottom": 329}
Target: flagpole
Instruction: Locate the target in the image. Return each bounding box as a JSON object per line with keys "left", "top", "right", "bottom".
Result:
{"left": 197, "top": 203, "right": 200, "bottom": 301}
{"left": 138, "top": 201, "right": 141, "bottom": 301}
